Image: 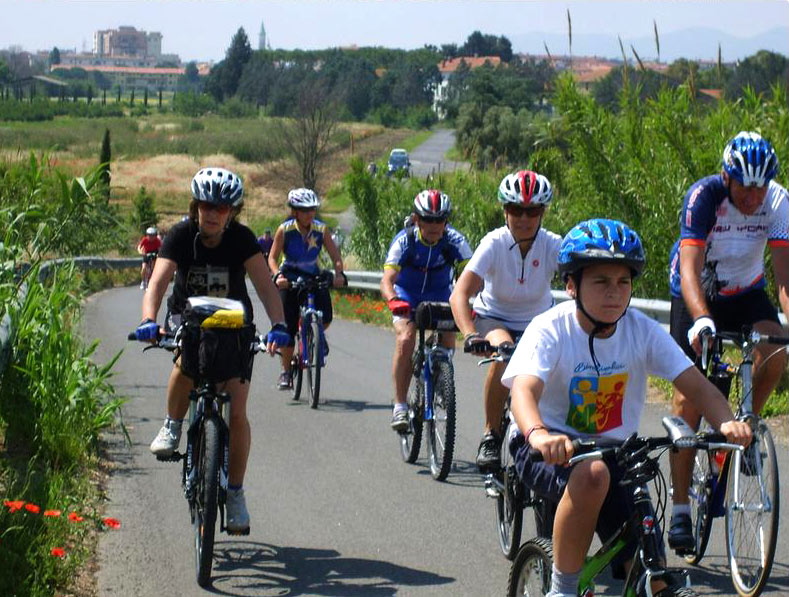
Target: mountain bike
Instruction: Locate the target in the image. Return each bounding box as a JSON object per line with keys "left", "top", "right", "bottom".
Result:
{"left": 472, "top": 342, "right": 556, "bottom": 560}
{"left": 398, "top": 301, "right": 458, "bottom": 481}
{"left": 130, "top": 296, "right": 264, "bottom": 587}
{"left": 141, "top": 251, "right": 158, "bottom": 290}
{"left": 508, "top": 416, "right": 743, "bottom": 597}
{"left": 683, "top": 326, "right": 786, "bottom": 597}
{"left": 288, "top": 270, "right": 343, "bottom": 409}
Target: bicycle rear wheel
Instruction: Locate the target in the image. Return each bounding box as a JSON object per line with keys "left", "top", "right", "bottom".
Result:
{"left": 291, "top": 331, "right": 303, "bottom": 401}
{"left": 685, "top": 447, "right": 716, "bottom": 565}
{"left": 400, "top": 372, "right": 424, "bottom": 463}
{"left": 427, "top": 359, "right": 456, "bottom": 481}
{"left": 307, "top": 316, "right": 322, "bottom": 409}
{"left": 507, "top": 537, "right": 552, "bottom": 597}
{"left": 725, "top": 418, "right": 779, "bottom": 597}
{"left": 193, "top": 416, "right": 220, "bottom": 587}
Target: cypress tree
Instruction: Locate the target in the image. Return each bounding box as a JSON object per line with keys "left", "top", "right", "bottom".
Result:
{"left": 99, "top": 128, "right": 111, "bottom": 200}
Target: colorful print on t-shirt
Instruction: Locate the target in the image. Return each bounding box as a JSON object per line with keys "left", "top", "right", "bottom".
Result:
{"left": 567, "top": 373, "right": 628, "bottom": 433}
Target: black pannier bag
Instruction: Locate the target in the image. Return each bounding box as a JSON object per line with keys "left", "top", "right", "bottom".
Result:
{"left": 177, "top": 297, "right": 255, "bottom": 383}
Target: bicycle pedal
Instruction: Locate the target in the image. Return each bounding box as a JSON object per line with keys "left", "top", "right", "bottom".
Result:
{"left": 155, "top": 451, "right": 184, "bottom": 462}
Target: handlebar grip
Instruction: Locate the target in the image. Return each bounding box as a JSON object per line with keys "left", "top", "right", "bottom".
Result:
{"left": 699, "top": 432, "right": 727, "bottom": 444}
{"left": 527, "top": 438, "right": 592, "bottom": 463}
{"left": 127, "top": 332, "right": 137, "bottom": 341}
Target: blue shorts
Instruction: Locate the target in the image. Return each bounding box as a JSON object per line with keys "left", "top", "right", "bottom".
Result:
{"left": 512, "top": 432, "right": 665, "bottom": 579}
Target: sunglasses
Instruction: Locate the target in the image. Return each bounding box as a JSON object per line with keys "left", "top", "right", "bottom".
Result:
{"left": 293, "top": 207, "right": 317, "bottom": 213}
{"left": 198, "top": 202, "right": 231, "bottom": 214}
{"left": 419, "top": 215, "right": 447, "bottom": 224}
{"left": 506, "top": 205, "right": 544, "bottom": 218}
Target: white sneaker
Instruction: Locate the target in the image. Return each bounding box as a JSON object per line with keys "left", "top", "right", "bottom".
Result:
{"left": 225, "top": 488, "right": 250, "bottom": 534}
{"left": 149, "top": 424, "right": 181, "bottom": 456}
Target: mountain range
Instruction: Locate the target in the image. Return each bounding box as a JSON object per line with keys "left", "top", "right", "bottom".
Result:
{"left": 512, "top": 26, "right": 789, "bottom": 62}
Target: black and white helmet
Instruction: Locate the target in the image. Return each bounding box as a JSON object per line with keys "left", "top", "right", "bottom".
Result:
{"left": 287, "top": 188, "right": 321, "bottom": 209}
{"left": 190, "top": 167, "right": 244, "bottom": 207}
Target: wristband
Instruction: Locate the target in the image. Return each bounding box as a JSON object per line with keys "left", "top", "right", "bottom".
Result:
{"left": 525, "top": 424, "right": 548, "bottom": 446}
{"left": 464, "top": 332, "right": 480, "bottom": 341}
{"left": 140, "top": 318, "right": 155, "bottom": 325}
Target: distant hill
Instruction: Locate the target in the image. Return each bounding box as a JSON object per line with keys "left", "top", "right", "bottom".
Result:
{"left": 512, "top": 27, "right": 789, "bottom": 62}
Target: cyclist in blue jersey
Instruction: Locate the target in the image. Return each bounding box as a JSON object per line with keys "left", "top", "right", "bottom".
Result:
{"left": 667, "top": 131, "right": 789, "bottom": 553}
{"left": 381, "top": 189, "right": 473, "bottom": 431}
{"left": 268, "top": 188, "right": 346, "bottom": 390}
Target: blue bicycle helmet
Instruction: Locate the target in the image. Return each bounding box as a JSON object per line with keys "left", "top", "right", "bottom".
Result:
{"left": 722, "top": 131, "right": 778, "bottom": 187}
{"left": 558, "top": 218, "right": 645, "bottom": 279}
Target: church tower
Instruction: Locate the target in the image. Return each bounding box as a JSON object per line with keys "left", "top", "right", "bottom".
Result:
{"left": 258, "top": 21, "right": 267, "bottom": 51}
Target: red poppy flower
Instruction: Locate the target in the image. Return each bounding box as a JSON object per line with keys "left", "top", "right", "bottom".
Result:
{"left": 50, "top": 547, "right": 66, "bottom": 558}
{"left": 67, "top": 512, "right": 84, "bottom": 523}
{"left": 44, "top": 510, "right": 62, "bottom": 517}
{"left": 24, "top": 504, "right": 41, "bottom": 514}
{"left": 102, "top": 517, "right": 121, "bottom": 529}
{"left": 3, "top": 500, "right": 24, "bottom": 513}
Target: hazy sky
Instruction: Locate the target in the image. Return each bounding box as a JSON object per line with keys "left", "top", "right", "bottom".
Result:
{"left": 2, "top": 0, "right": 788, "bottom": 62}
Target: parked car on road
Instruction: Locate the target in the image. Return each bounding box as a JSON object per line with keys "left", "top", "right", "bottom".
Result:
{"left": 387, "top": 149, "right": 411, "bottom": 177}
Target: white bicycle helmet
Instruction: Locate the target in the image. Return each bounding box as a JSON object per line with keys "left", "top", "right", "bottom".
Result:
{"left": 413, "top": 189, "right": 451, "bottom": 219}
{"left": 498, "top": 170, "right": 553, "bottom": 207}
{"left": 287, "top": 188, "right": 321, "bottom": 209}
{"left": 145, "top": 226, "right": 157, "bottom": 235}
{"left": 190, "top": 167, "right": 244, "bottom": 207}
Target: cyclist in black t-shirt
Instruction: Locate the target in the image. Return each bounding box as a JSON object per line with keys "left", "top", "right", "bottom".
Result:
{"left": 133, "top": 167, "right": 290, "bottom": 534}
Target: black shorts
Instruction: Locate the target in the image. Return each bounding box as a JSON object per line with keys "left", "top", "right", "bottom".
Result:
{"left": 281, "top": 287, "right": 333, "bottom": 338}
{"left": 512, "top": 432, "right": 663, "bottom": 579}
{"left": 670, "top": 288, "right": 780, "bottom": 363}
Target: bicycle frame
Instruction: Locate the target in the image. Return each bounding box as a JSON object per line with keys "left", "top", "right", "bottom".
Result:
{"left": 297, "top": 290, "right": 326, "bottom": 368}
{"left": 183, "top": 385, "right": 231, "bottom": 521}
{"left": 414, "top": 326, "right": 451, "bottom": 423}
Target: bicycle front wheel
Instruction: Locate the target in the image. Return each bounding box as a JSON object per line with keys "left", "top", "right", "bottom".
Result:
{"left": 685, "top": 447, "right": 716, "bottom": 565}
{"left": 400, "top": 372, "right": 424, "bottom": 463}
{"left": 193, "top": 416, "right": 220, "bottom": 587}
{"left": 725, "top": 418, "right": 779, "bottom": 597}
{"left": 507, "top": 537, "right": 552, "bottom": 597}
{"left": 427, "top": 359, "right": 456, "bottom": 481}
{"left": 307, "top": 316, "right": 322, "bottom": 409}
{"left": 496, "top": 422, "right": 523, "bottom": 559}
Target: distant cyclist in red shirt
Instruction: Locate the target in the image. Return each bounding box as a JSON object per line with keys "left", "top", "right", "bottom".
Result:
{"left": 137, "top": 227, "right": 163, "bottom": 290}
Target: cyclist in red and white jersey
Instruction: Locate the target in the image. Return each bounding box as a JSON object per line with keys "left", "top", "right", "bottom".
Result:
{"left": 450, "top": 170, "right": 562, "bottom": 472}
{"left": 667, "top": 131, "right": 789, "bottom": 552}
{"left": 137, "top": 227, "right": 162, "bottom": 290}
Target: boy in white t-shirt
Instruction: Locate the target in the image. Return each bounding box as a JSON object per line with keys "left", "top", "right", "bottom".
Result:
{"left": 501, "top": 218, "right": 751, "bottom": 597}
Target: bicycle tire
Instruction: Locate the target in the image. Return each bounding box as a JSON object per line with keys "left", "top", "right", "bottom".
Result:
{"left": 400, "top": 370, "right": 424, "bottom": 463}
{"left": 639, "top": 587, "right": 701, "bottom": 597}
{"left": 291, "top": 331, "right": 303, "bottom": 401}
{"left": 496, "top": 422, "right": 523, "bottom": 559}
{"left": 308, "top": 316, "right": 322, "bottom": 409}
{"left": 507, "top": 537, "right": 553, "bottom": 597}
{"left": 725, "top": 418, "right": 779, "bottom": 597}
{"left": 685, "top": 446, "right": 715, "bottom": 565}
{"left": 194, "top": 416, "right": 220, "bottom": 587}
{"left": 427, "top": 359, "right": 456, "bottom": 481}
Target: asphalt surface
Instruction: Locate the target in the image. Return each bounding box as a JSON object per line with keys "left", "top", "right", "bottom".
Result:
{"left": 408, "top": 129, "right": 470, "bottom": 179}
{"left": 88, "top": 285, "right": 789, "bottom": 596}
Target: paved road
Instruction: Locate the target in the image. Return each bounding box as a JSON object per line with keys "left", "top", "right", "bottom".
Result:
{"left": 408, "top": 129, "right": 469, "bottom": 179}
{"left": 89, "top": 285, "right": 789, "bottom": 596}
{"left": 335, "top": 129, "right": 469, "bottom": 235}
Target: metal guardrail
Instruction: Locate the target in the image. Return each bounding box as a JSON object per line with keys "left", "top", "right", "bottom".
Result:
{"left": 344, "top": 270, "right": 674, "bottom": 324}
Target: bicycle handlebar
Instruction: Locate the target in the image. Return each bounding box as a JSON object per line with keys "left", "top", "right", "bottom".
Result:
{"left": 475, "top": 342, "right": 516, "bottom": 366}
{"left": 127, "top": 329, "right": 268, "bottom": 353}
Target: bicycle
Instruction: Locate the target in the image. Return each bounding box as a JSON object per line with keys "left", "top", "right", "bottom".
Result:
{"left": 682, "top": 326, "right": 786, "bottom": 597}
{"left": 141, "top": 251, "right": 158, "bottom": 290}
{"left": 287, "top": 270, "right": 343, "bottom": 409}
{"left": 472, "top": 342, "right": 556, "bottom": 560}
{"left": 508, "top": 416, "right": 743, "bottom": 597}
{"left": 398, "top": 301, "right": 458, "bottom": 481}
{"left": 129, "top": 296, "right": 264, "bottom": 587}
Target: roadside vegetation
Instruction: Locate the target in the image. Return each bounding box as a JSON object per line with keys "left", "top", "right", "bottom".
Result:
{"left": 0, "top": 156, "right": 127, "bottom": 596}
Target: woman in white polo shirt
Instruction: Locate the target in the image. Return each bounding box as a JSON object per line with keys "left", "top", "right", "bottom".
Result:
{"left": 449, "top": 170, "right": 562, "bottom": 472}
